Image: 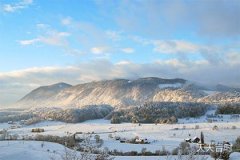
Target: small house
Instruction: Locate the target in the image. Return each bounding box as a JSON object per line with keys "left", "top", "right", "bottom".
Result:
{"left": 7, "top": 121, "right": 13, "bottom": 124}
{"left": 115, "top": 136, "right": 120, "bottom": 140}
{"left": 120, "top": 138, "right": 127, "bottom": 143}
{"left": 192, "top": 137, "right": 200, "bottom": 143}
{"left": 135, "top": 138, "right": 150, "bottom": 144}
{"left": 185, "top": 138, "right": 192, "bottom": 143}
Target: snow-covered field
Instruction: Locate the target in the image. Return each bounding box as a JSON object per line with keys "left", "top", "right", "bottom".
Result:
{"left": 2, "top": 119, "right": 240, "bottom": 152}
{"left": 1, "top": 113, "right": 240, "bottom": 160}
{"left": 0, "top": 140, "right": 239, "bottom": 160}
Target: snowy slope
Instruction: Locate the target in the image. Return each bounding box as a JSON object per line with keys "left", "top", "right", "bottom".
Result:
{"left": 11, "top": 77, "right": 240, "bottom": 110}
{"left": 15, "top": 77, "right": 190, "bottom": 109}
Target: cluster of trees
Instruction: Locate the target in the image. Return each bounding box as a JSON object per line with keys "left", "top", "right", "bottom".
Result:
{"left": 216, "top": 103, "right": 240, "bottom": 114}
{"left": 35, "top": 134, "right": 76, "bottom": 148}
{"left": 0, "top": 112, "right": 34, "bottom": 123}
{"left": 47, "top": 134, "right": 114, "bottom": 160}
{"left": 36, "top": 105, "right": 113, "bottom": 123}
{"left": 31, "top": 128, "right": 44, "bottom": 133}
{"left": 108, "top": 102, "right": 210, "bottom": 124}
{"left": 25, "top": 117, "right": 42, "bottom": 125}
{"left": 0, "top": 105, "right": 113, "bottom": 124}
{"left": 211, "top": 149, "right": 231, "bottom": 160}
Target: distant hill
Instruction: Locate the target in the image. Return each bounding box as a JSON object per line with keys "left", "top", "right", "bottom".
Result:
{"left": 14, "top": 77, "right": 240, "bottom": 109}
{"left": 19, "top": 82, "right": 72, "bottom": 102}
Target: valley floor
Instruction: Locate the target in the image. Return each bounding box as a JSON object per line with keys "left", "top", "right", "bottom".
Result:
{"left": 1, "top": 113, "right": 240, "bottom": 160}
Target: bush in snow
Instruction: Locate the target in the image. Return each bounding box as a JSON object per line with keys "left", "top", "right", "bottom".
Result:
{"left": 233, "top": 136, "right": 240, "bottom": 152}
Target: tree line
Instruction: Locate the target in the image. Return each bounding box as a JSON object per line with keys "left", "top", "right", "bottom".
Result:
{"left": 107, "top": 102, "right": 210, "bottom": 124}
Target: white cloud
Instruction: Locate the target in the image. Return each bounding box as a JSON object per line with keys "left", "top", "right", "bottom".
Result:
{"left": 61, "top": 17, "right": 72, "bottom": 26}
{"left": 19, "top": 31, "right": 70, "bottom": 46}
{"left": 100, "top": 0, "right": 240, "bottom": 38}
{"left": 106, "top": 30, "right": 122, "bottom": 41}
{"left": 226, "top": 52, "right": 240, "bottom": 65}
{"left": 40, "top": 31, "right": 70, "bottom": 46}
{"left": 2, "top": 0, "right": 33, "bottom": 13}
{"left": 153, "top": 40, "right": 199, "bottom": 54}
{"left": 36, "top": 23, "right": 49, "bottom": 29}
{"left": 130, "top": 37, "right": 229, "bottom": 65}
{"left": 121, "top": 48, "right": 135, "bottom": 53}
{"left": 91, "top": 46, "right": 109, "bottom": 54}
{"left": 116, "top": 60, "right": 132, "bottom": 65}
{"left": 155, "top": 59, "right": 187, "bottom": 68}
{"left": 19, "top": 38, "right": 40, "bottom": 45}
{"left": 129, "top": 35, "right": 151, "bottom": 45}
{"left": 19, "top": 27, "right": 83, "bottom": 56}
{"left": 1, "top": 58, "right": 240, "bottom": 106}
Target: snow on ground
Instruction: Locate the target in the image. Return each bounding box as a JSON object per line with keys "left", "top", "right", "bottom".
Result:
{"left": 0, "top": 141, "right": 64, "bottom": 160}
{"left": 0, "top": 140, "right": 213, "bottom": 160}
{"left": 1, "top": 117, "right": 240, "bottom": 153}
{"left": 1, "top": 140, "right": 239, "bottom": 160}
{"left": 229, "top": 152, "right": 240, "bottom": 160}
{"left": 115, "top": 155, "right": 212, "bottom": 160}
{"left": 0, "top": 123, "right": 11, "bottom": 129}
{"left": 1, "top": 116, "right": 240, "bottom": 160}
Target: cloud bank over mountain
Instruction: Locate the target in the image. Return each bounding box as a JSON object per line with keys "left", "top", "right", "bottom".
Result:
{"left": 1, "top": 58, "right": 240, "bottom": 106}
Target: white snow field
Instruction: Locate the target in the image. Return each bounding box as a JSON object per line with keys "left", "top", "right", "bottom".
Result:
{"left": 0, "top": 140, "right": 239, "bottom": 160}
{"left": 0, "top": 140, "right": 212, "bottom": 160}
{"left": 1, "top": 115, "right": 240, "bottom": 160}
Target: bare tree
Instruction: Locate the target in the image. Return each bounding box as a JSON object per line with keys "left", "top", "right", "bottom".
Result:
{"left": 50, "top": 134, "right": 114, "bottom": 160}
{"left": 61, "top": 147, "right": 80, "bottom": 160}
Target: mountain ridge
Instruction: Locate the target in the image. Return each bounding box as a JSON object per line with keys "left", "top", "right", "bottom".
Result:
{"left": 14, "top": 77, "right": 240, "bottom": 109}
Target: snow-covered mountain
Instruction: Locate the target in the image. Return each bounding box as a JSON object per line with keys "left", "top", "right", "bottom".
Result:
{"left": 16, "top": 82, "right": 72, "bottom": 108}
{"left": 14, "top": 77, "right": 240, "bottom": 109}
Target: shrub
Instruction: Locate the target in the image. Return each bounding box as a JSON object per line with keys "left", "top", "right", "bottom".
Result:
{"left": 195, "top": 125, "right": 200, "bottom": 129}
{"left": 179, "top": 142, "right": 190, "bottom": 155}
{"left": 172, "top": 147, "right": 179, "bottom": 155}
{"left": 111, "top": 115, "right": 121, "bottom": 124}
{"left": 212, "top": 125, "right": 218, "bottom": 130}
{"left": 221, "top": 151, "right": 230, "bottom": 160}
{"left": 216, "top": 103, "right": 240, "bottom": 114}
{"left": 159, "top": 146, "right": 169, "bottom": 156}
{"left": 233, "top": 136, "right": 240, "bottom": 152}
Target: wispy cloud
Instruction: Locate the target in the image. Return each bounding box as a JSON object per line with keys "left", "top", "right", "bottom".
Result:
{"left": 61, "top": 17, "right": 72, "bottom": 26}
{"left": 91, "top": 46, "right": 110, "bottom": 55}
{"left": 121, "top": 48, "right": 135, "bottom": 54}
{"left": 97, "top": 0, "right": 240, "bottom": 38}
{"left": 2, "top": 0, "right": 33, "bottom": 13}
{"left": 153, "top": 40, "right": 199, "bottom": 54}
{"left": 19, "top": 38, "right": 40, "bottom": 45}
{"left": 19, "top": 31, "right": 70, "bottom": 46}
{"left": 18, "top": 24, "right": 86, "bottom": 56}
{"left": 106, "top": 30, "right": 123, "bottom": 41}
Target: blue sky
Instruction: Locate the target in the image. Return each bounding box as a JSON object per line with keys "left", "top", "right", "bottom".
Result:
{"left": 0, "top": 0, "right": 240, "bottom": 105}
